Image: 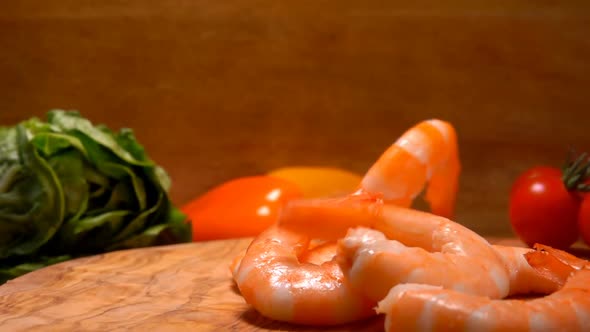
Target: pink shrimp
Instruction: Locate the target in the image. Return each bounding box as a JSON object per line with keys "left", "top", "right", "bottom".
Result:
{"left": 233, "top": 119, "right": 462, "bottom": 325}
{"left": 232, "top": 225, "right": 374, "bottom": 325}
{"left": 339, "top": 226, "right": 558, "bottom": 300}
{"left": 376, "top": 244, "right": 590, "bottom": 331}
{"left": 280, "top": 195, "right": 561, "bottom": 297}
{"left": 360, "top": 119, "right": 460, "bottom": 218}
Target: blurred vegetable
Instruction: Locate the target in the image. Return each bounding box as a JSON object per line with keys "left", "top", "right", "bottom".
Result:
{"left": 267, "top": 166, "right": 362, "bottom": 198}
{"left": 509, "top": 167, "right": 580, "bottom": 249}
{"left": 183, "top": 176, "right": 302, "bottom": 241}
{"left": 508, "top": 152, "right": 590, "bottom": 250}
{"left": 0, "top": 110, "right": 190, "bottom": 283}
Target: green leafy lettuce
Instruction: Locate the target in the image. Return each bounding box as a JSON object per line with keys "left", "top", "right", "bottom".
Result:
{"left": 0, "top": 110, "right": 191, "bottom": 283}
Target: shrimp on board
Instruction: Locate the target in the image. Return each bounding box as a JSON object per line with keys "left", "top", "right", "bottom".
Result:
{"left": 232, "top": 225, "right": 375, "bottom": 325}
{"left": 231, "top": 227, "right": 379, "bottom": 326}
{"left": 281, "top": 196, "right": 511, "bottom": 302}
{"left": 376, "top": 244, "right": 590, "bottom": 332}
{"left": 233, "top": 119, "right": 463, "bottom": 325}
{"left": 338, "top": 226, "right": 559, "bottom": 300}
{"left": 282, "top": 195, "right": 560, "bottom": 300}
{"left": 232, "top": 241, "right": 557, "bottom": 298}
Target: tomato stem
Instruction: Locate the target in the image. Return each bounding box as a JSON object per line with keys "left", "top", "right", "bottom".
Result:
{"left": 562, "top": 150, "right": 590, "bottom": 192}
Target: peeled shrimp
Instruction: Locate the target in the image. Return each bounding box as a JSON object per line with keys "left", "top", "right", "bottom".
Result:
{"left": 232, "top": 228, "right": 556, "bottom": 300}
{"left": 233, "top": 225, "right": 375, "bottom": 325}
{"left": 377, "top": 244, "right": 590, "bottom": 331}
{"left": 323, "top": 241, "right": 557, "bottom": 296}
{"left": 360, "top": 119, "right": 460, "bottom": 218}
{"left": 233, "top": 119, "right": 463, "bottom": 325}
{"left": 230, "top": 237, "right": 366, "bottom": 325}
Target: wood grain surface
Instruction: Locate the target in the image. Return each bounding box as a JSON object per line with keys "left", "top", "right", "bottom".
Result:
{"left": 1, "top": 1, "right": 590, "bottom": 238}
{"left": 0, "top": 238, "right": 380, "bottom": 331}
{"left": 0, "top": 237, "right": 528, "bottom": 332}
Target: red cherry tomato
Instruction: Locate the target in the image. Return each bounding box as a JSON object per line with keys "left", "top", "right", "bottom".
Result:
{"left": 579, "top": 196, "right": 590, "bottom": 246}
{"left": 183, "top": 176, "right": 303, "bottom": 241}
{"left": 578, "top": 179, "right": 590, "bottom": 200}
{"left": 509, "top": 167, "right": 581, "bottom": 249}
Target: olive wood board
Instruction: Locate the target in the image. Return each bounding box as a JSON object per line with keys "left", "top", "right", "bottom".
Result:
{"left": 0, "top": 237, "right": 587, "bottom": 332}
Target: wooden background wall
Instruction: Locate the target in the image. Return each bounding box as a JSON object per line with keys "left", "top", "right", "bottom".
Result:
{"left": 1, "top": 1, "right": 589, "bottom": 236}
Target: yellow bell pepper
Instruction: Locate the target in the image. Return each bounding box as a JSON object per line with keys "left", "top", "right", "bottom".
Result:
{"left": 267, "top": 166, "right": 363, "bottom": 198}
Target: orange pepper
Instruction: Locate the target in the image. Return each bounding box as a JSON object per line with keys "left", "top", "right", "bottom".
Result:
{"left": 183, "top": 176, "right": 303, "bottom": 241}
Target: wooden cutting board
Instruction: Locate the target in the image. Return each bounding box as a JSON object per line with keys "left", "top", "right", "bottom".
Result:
{"left": 0, "top": 237, "right": 563, "bottom": 332}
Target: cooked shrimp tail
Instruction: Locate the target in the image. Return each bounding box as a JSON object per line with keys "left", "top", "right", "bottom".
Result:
{"left": 525, "top": 243, "right": 588, "bottom": 288}
{"left": 493, "top": 245, "right": 560, "bottom": 296}
{"left": 360, "top": 119, "right": 460, "bottom": 218}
